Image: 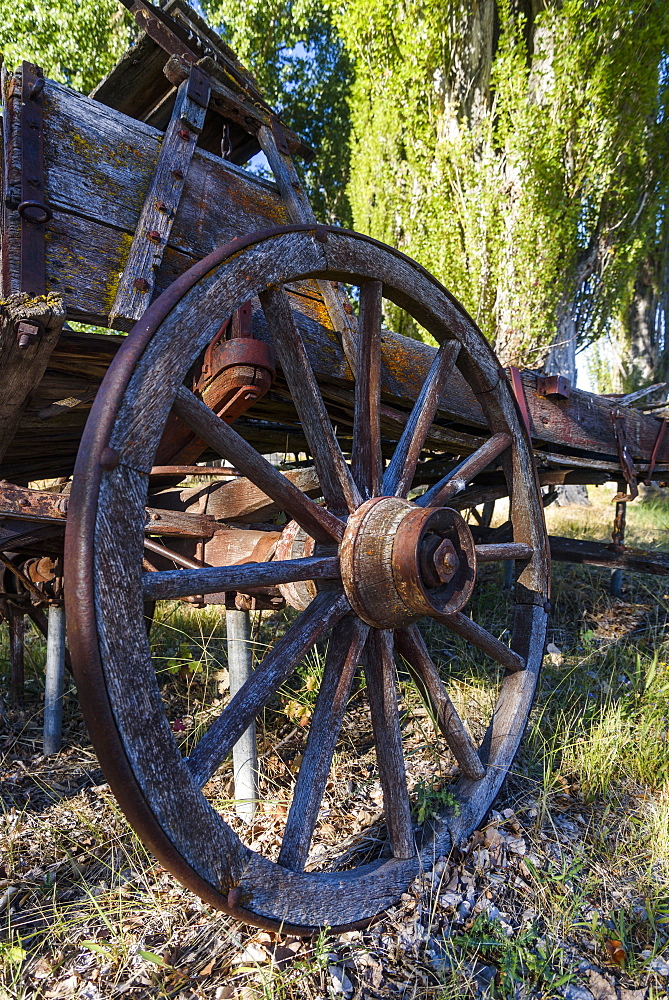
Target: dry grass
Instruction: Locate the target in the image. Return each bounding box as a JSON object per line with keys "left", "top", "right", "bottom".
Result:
{"left": 1, "top": 487, "right": 669, "bottom": 998}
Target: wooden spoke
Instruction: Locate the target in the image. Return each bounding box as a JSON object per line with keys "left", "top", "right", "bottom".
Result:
{"left": 278, "top": 617, "right": 369, "bottom": 871}
{"left": 383, "top": 340, "right": 461, "bottom": 498}
{"left": 351, "top": 280, "right": 383, "bottom": 498}
{"left": 143, "top": 555, "right": 341, "bottom": 601}
{"left": 364, "top": 629, "right": 415, "bottom": 859}
{"left": 259, "top": 285, "right": 362, "bottom": 515}
{"left": 187, "top": 591, "right": 350, "bottom": 788}
{"left": 435, "top": 611, "right": 525, "bottom": 673}
{"left": 418, "top": 432, "right": 512, "bottom": 507}
{"left": 173, "top": 386, "right": 343, "bottom": 543}
{"left": 475, "top": 543, "right": 533, "bottom": 563}
{"left": 394, "top": 626, "right": 485, "bottom": 780}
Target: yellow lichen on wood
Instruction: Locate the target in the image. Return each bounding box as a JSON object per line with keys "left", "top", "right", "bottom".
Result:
{"left": 0, "top": 291, "right": 66, "bottom": 328}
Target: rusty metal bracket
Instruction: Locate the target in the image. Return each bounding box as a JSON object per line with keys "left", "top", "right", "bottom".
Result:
{"left": 536, "top": 374, "right": 571, "bottom": 400}
{"left": 645, "top": 417, "right": 667, "bottom": 484}
{"left": 508, "top": 367, "right": 533, "bottom": 437}
{"left": 18, "top": 62, "right": 48, "bottom": 296}
{"left": 611, "top": 407, "right": 638, "bottom": 501}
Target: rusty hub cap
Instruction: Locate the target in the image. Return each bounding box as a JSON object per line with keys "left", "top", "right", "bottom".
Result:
{"left": 340, "top": 497, "right": 476, "bottom": 628}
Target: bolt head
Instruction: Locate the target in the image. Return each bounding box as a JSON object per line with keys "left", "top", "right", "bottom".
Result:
{"left": 16, "top": 320, "right": 42, "bottom": 349}
{"left": 146, "top": 229, "right": 161, "bottom": 243}
{"left": 133, "top": 277, "right": 151, "bottom": 292}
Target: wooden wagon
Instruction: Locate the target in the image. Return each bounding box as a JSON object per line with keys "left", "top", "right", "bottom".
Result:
{"left": 2, "top": 0, "right": 668, "bottom": 933}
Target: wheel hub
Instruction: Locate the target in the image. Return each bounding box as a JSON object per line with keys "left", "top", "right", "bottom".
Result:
{"left": 340, "top": 497, "right": 477, "bottom": 628}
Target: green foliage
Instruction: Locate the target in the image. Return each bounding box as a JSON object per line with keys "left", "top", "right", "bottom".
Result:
{"left": 335, "top": 0, "right": 669, "bottom": 361}
{"left": 411, "top": 776, "right": 459, "bottom": 824}
{"left": 202, "top": 0, "right": 353, "bottom": 224}
{"left": 0, "top": 0, "right": 135, "bottom": 94}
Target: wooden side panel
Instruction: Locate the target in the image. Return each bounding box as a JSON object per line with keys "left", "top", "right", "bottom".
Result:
{"left": 5, "top": 78, "right": 291, "bottom": 327}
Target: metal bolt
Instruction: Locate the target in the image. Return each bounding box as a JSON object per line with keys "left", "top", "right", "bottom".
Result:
{"left": 178, "top": 128, "right": 191, "bottom": 140}
{"left": 432, "top": 538, "right": 459, "bottom": 585}
{"left": 172, "top": 169, "right": 184, "bottom": 180}
{"left": 155, "top": 200, "right": 169, "bottom": 213}
{"left": 100, "top": 447, "right": 120, "bottom": 471}
{"left": 146, "top": 230, "right": 161, "bottom": 243}
{"left": 16, "top": 320, "right": 42, "bottom": 349}
{"left": 133, "top": 277, "right": 150, "bottom": 292}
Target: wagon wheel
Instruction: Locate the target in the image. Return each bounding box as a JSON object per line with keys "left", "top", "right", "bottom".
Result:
{"left": 64, "top": 225, "right": 549, "bottom": 933}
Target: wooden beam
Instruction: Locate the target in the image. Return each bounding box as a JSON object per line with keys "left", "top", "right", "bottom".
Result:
{"left": 0, "top": 293, "right": 66, "bottom": 462}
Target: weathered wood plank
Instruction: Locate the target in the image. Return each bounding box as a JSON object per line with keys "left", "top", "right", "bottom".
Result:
{"left": 177, "top": 466, "right": 321, "bottom": 523}
{"left": 259, "top": 285, "right": 361, "bottom": 515}
{"left": 363, "top": 629, "right": 415, "bottom": 859}
{"left": 278, "top": 616, "right": 369, "bottom": 871}
{"left": 143, "top": 554, "right": 340, "bottom": 600}
{"left": 0, "top": 293, "right": 66, "bottom": 462}
{"left": 383, "top": 339, "right": 461, "bottom": 497}
{"left": 395, "top": 625, "right": 485, "bottom": 780}
{"left": 352, "top": 281, "right": 383, "bottom": 498}
{"left": 109, "top": 74, "right": 209, "bottom": 325}
{"left": 173, "top": 387, "right": 344, "bottom": 542}
{"left": 548, "top": 535, "right": 669, "bottom": 574}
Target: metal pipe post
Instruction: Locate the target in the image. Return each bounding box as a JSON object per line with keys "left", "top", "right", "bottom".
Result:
{"left": 43, "top": 604, "right": 66, "bottom": 755}
{"left": 226, "top": 608, "right": 257, "bottom": 821}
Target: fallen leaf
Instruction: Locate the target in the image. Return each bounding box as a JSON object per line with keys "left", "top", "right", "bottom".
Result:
{"left": 586, "top": 969, "right": 617, "bottom": 1000}
{"left": 604, "top": 938, "right": 626, "bottom": 966}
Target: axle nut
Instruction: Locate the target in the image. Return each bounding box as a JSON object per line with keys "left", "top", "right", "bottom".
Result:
{"left": 432, "top": 537, "right": 459, "bottom": 584}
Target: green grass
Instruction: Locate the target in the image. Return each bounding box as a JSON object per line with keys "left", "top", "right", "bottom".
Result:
{"left": 2, "top": 489, "right": 669, "bottom": 996}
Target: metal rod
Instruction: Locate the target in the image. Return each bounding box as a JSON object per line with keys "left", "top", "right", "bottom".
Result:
{"left": 226, "top": 608, "right": 257, "bottom": 821}
{"left": 610, "top": 483, "right": 626, "bottom": 598}
{"left": 8, "top": 606, "right": 25, "bottom": 708}
{"left": 43, "top": 604, "right": 66, "bottom": 755}
{"left": 149, "top": 466, "right": 242, "bottom": 477}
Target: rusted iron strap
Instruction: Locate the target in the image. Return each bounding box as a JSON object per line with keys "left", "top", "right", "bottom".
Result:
{"left": 646, "top": 418, "right": 667, "bottom": 484}
{"left": 508, "top": 367, "right": 532, "bottom": 437}
{"left": 611, "top": 407, "right": 638, "bottom": 501}
{"left": 18, "top": 62, "right": 49, "bottom": 296}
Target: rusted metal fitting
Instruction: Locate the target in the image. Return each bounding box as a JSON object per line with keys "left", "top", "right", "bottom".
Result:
{"left": 428, "top": 537, "right": 459, "bottom": 586}
{"left": 172, "top": 169, "right": 184, "bottom": 180}
{"left": 155, "top": 200, "right": 169, "bottom": 213}
{"left": 17, "top": 199, "right": 52, "bottom": 224}
{"left": 134, "top": 277, "right": 151, "bottom": 292}
{"left": 28, "top": 77, "right": 45, "bottom": 100}
{"left": 16, "top": 319, "right": 43, "bottom": 349}
{"left": 146, "top": 229, "right": 162, "bottom": 243}
{"left": 178, "top": 128, "right": 191, "bottom": 140}
{"left": 100, "top": 446, "right": 120, "bottom": 471}
{"left": 537, "top": 374, "right": 571, "bottom": 400}
{"left": 340, "top": 498, "right": 476, "bottom": 628}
